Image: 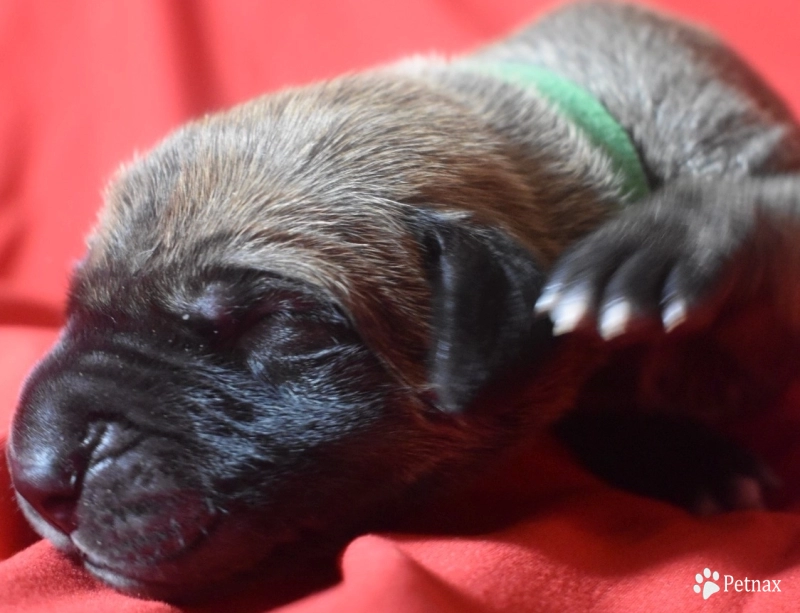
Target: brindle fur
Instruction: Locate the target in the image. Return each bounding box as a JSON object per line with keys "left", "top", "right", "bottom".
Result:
{"left": 9, "top": 1, "right": 800, "bottom": 601}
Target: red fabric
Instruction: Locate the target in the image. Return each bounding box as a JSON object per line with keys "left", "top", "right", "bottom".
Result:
{"left": 3, "top": 1, "right": 800, "bottom": 611}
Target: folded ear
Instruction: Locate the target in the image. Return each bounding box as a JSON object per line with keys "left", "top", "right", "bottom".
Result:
{"left": 411, "top": 211, "right": 554, "bottom": 413}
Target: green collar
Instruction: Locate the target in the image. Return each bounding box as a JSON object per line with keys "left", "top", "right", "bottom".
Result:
{"left": 466, "top": 62, "right": 650, "bottom": 203}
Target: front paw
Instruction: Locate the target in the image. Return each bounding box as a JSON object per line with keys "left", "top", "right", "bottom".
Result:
{"left": 536, "top": 185, "right": 753, "bottom": 339}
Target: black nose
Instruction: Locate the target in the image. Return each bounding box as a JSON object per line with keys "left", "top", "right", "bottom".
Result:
{"left": 9, "top": 453, "right": 84, "bottom": 535}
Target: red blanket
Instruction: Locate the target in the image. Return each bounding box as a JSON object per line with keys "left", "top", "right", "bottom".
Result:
{"left": 3, "top": 1, "right": 800, "bottom": 611}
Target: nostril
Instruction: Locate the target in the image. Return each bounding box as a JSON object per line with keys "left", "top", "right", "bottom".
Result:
{"left": 9, "top": 456, "right": 83, "bottom": 536}
{"left": 9, "top": 421, "right": 138, "bottom": 536}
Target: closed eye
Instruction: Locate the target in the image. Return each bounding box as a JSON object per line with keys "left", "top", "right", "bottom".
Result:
{"left": 172, "top": 270, "right": 351, "bottom": 350}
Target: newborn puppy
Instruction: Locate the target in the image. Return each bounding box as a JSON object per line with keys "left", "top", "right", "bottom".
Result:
{"left": 8, "top": 1, "right": 800, "bottom": 601}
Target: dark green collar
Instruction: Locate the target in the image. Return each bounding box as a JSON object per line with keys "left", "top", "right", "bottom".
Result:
{"left": 466, "top": 62, "right": 650, "bottom": 203}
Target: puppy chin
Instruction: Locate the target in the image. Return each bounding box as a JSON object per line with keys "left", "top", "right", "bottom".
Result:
{"left": 83, "top": 532, "right": 342, "bottom": 604}
{"left": 79, "top": 524, "right": 340, "bottom": 603}
{"left": 15, "top": 464, "right": 272, "bottom": 601}
{"left": 81, "top": 558, "right": 239, "bottom": 603}
{"left": 77, "top": 522, "right": 266, "bottom": 603}
{"left": 18, "top": 488, "right": 290, "bottom": 602}
{"left": 82, "top": 563, "right": 182, "bottom": 601}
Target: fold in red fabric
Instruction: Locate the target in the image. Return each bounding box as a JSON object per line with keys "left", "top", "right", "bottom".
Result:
{"left": 3, "top": 1, "right": 800, "bottom": 612}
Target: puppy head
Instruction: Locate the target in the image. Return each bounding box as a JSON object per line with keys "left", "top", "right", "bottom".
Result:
{"left": 8, "top": 73, "right": 577, "bottom": 599}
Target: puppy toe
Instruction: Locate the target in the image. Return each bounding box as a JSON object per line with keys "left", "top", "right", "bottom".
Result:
{"left": 694, "top": 471, "right": 777, "bottom": 515}
{"left": 537, "top": 239, "right": 633, "bottom": 334}
{"left": 728, "top": 476, "right": 766, "bottom": 510}
{"left": 660, "top": 256, "right": 729, "bottom": 331}
{"left": 550, "top": 283, "right": 594, "bottom": 335}
{"left": 554, "top": 411, "right": 780, "bottom": 514}
{"left": 692, "top": 494, "right": 723, "bottom": 516}
{"left": 598, "top": 249, "right": 674, "bottom": 338}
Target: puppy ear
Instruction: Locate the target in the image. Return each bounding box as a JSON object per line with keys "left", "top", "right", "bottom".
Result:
{"left": 412, "top": 211, "right": 554, "bottom": 413}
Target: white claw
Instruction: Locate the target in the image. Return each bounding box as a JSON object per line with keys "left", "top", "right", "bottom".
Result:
{"left": 663, "top": 298, "right": 687, "bottom": 331}
{"left": 534, "top": 286, "right": 560, "bottom": 314}
{"left": 551, "top": 293, "right": 589, "bottom": 335}
{"left": 599, "top": 299, "right": 631, "bottom": 340}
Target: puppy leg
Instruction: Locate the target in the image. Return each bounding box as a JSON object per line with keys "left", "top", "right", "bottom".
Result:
{"left": 553, "top": 411, "right": 778, "bottom": 513}
{"left": 539, "top": 176, "right": 800, "bottom": 511}
{"left": 536, "top": 176, "right": 800, "bottom": 339}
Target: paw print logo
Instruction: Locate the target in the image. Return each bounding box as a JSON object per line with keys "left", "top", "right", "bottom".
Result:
{"left": 694, "top": 568, "right": 721, "bottom": 600}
